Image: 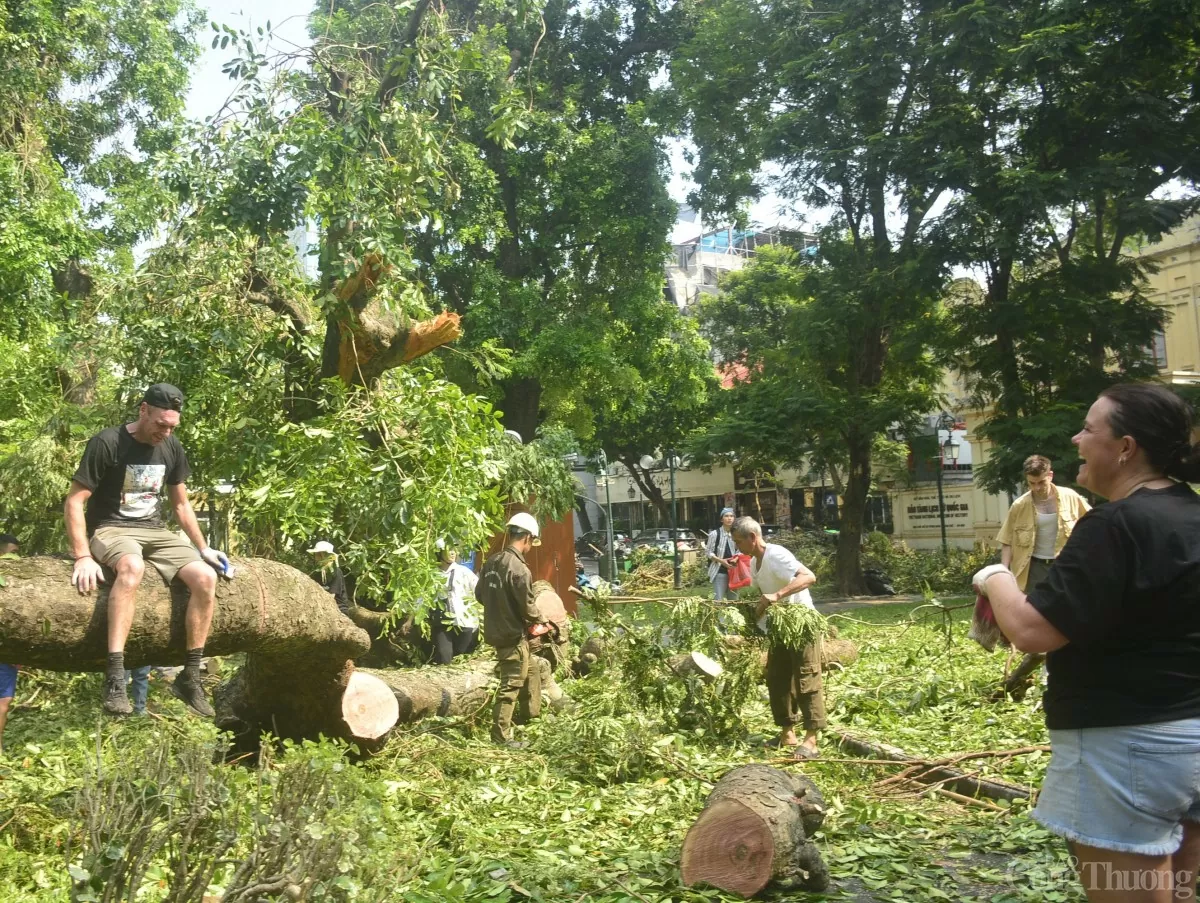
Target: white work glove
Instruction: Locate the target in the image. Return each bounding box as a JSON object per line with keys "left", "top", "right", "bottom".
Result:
{"left": 201, "top": 547, "right": 232, "bottom": 577}
{"left": 972, "top": 564, "right": 1014, "bottom": 597}
{"left": 71, "top": 556, "right": 106, "bottom": 594}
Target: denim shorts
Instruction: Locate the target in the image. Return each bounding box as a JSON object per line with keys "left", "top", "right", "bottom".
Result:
{"left": 0, "top": 663, "right": 16, "bottom": 699}
{"left": 1033, "top": 719, "right": 1200, "bottom": 855}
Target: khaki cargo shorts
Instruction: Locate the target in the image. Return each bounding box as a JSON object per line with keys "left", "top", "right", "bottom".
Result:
{"left": 89, "top": 525, "right": 202, "bottom": 584}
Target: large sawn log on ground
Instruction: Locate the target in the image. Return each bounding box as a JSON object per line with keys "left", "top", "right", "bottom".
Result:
{"left": 0, "top": 557, "right": 398, "bottom": 748}
{"left": 682, "top": 764, "right": 830, "bottom": 897}
{"left": 363, "top": 659, "right": 496, "bottom": 722}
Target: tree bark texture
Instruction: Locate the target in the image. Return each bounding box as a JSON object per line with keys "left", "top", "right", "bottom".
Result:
{"left": 363, "top": 660, "right": 496, "bottom": 723}
{"left": 995, "top": 652, "right": 1045, "bottom": 701}
{"left": 681, "top": 764, "right": 830, "bottom": 897}
{"left": 0, "top": 557, "right": 398, "bottom": 748}
{"left": 834, "top": 429, "right": 873, "bottom": 596}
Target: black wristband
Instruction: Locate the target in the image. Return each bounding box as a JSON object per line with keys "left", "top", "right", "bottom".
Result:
{"left": 74, "top": 555, "right": 93, "bottom": 561}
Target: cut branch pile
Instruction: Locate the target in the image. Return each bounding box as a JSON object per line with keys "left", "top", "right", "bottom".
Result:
{"left": 828, "top": 730, "right": 1041, "bottom": 810}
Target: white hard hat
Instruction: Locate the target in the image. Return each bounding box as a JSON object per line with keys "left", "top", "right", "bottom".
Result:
{"left": 505, "top": 512, "right": 541, "bottom": 545}
{"left": 307, "top": 540, "right": 335, "bottom": 555}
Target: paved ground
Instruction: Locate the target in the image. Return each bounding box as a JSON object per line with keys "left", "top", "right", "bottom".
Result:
{"left": 812, "top": 593, "right": 928, "bottom": 615}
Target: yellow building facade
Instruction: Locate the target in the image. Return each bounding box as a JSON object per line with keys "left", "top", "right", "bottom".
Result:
{"left": 1135, "top": 217, "right": 1200, "bottom": 386}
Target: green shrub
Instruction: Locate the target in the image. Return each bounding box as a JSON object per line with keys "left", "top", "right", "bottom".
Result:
{"left": 861, "top": 531, "right": 997, "bottom": 594}
{"left": 773, "top": 528, "right": 996, "bottom": 594}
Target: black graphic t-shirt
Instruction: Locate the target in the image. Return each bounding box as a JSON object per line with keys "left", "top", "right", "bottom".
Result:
{"left": 72, "top": 426, "right": 191, "bottom": 533}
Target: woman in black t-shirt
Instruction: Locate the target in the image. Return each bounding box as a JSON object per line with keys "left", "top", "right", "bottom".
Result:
{"left": 975, "top": 383, "right": 1200, "bottom": 902}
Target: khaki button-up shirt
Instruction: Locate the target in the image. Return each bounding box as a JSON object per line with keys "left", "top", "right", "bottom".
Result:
{"left": 477, "top": 545, "right": 541, "bottom": 648}
{"left": 996, "top": 486, "right": 1091, "bottom": 590}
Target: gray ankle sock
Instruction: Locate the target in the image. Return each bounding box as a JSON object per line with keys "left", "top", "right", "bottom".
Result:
{"left": 107, "top": 652, "right": 125, "bottom": 679}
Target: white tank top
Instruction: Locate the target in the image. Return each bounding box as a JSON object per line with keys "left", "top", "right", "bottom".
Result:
{"left": 1033, "top": 510, "right": 1058, "bottom": 560}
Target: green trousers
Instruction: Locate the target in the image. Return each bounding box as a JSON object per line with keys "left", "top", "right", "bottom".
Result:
{"left": 492, "top": 639, "right": 541, "bottom": 742}
{"left": 765, "top": 635, "right": 827, "bottom": 733}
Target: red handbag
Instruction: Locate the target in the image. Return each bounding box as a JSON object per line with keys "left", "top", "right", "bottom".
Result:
{"left": 727, "top": 554, "right": 752, "bottom": 590}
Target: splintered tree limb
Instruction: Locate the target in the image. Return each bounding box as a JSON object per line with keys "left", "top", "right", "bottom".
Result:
{"left": 324, "top": 252, "right": 462, "bottom": 385}
{"left": 335, "top": 309, "right": 463, "bottom": 385}
{"left": 400, "top": 311, "right": 462, "bottom": 362}
{"left": 0, "top": 557, "right": 398, "bottom": 748}
{"left": 335, "top": 252, "right": 391, "bottom": 311}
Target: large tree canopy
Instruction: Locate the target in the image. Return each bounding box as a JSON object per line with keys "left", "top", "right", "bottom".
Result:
{"left": 674, "top": 0, "right": 965, "bottom": 592}
{"left": 939, "top": 0, "right": 1200, "bottom": 492}
{"left": 405, "top": 0, "right": 687, "bottom": 445}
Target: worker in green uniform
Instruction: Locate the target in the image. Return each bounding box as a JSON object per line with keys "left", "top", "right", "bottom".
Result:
{"left": 477, "top": 512, "right": 547, "bottom": 747}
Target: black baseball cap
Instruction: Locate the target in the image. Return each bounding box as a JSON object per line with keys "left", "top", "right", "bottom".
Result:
{"left": 143, "top": 383, "right": 184, "bottom": 411}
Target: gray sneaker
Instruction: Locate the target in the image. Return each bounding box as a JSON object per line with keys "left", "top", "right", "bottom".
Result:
{"left": 170, "top": 671, "right": 215, "bottom": 718}
{"left": 103, "top": 675, "right": 133, "bottom": 716}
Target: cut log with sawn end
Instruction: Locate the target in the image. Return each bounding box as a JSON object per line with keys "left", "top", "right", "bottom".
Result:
{"left": 363, "top": 659, "right": 496, "bottom": 723}
{"left": 682, "top": 763, "right": 830, "bottom": 897}
{"left": 0, "top": 556, "right": 399, "bottom": 752}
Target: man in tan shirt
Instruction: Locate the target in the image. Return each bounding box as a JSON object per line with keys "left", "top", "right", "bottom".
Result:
{"left": 996, "top": 455, "right": 1091, "bottom": 592}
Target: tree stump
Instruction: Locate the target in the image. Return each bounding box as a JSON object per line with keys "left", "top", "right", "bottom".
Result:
{"left": 681, "top": 764, "right": 830, "bottom": 897}
{"left": 668, "top": 651, "right": 725, "bottom": 681}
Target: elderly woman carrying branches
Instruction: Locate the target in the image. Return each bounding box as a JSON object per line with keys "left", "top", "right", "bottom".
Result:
{"left": 975, "top": 383, "right": 1200, "bottom": 903}
{"left": 732, "top": 516, "right": 826, "bottom": 758}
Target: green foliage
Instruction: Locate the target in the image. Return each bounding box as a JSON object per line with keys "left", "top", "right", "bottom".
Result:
{"left": 3, "top": 601, "right": 1081, "bottom": 901}
{"left": 0, "top": 0, "right": 202, "bottom": 333}
{"left": 766, "top": 604, "right": 828, "bottom": 651}
{"left": 408, "top": 2, "right": 690, "bottom": 445}
{"left": 860, "top": 532, "right": 998, "bottom": 596}
{"left": 675, "top": 0, "right": 964, "bottom": 593}
{"left": 1, "top": 595, "right": 1095, "bottom": 903}
{"left": 693, "top": 244, "right": 944, "bottom": 593}
{"left": 934, "top": 0, "right": 1200, "bottom": 492}
{"left": 770, "top": 529, "right": 996, "bottom": 596}
{"left": 494, "top": 424, "right": 577, "bottom": 523}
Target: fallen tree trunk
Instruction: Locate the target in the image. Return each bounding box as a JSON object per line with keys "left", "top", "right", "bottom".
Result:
{"left": 0, "top": 556, "right": 398, "bottom": 749}
{"left": 828, "top": 730, "right": 1033, "bottom": 802}
{"left": 682, "top": 764, "right": 830, "bottom": 897}
{"left": 363, "top": 659, "right": 495, "bottom": 722}
{"left": 994, "top": 652, "right": 1045, "bottom": 701}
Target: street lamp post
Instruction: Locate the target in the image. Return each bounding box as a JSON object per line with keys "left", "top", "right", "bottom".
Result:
{"left": 597, "top": 450, "right": 616, "bottom": 582}
{"left": 669, "top": 452, "right": 681, "bottom": 590}
{"left": 640, "top": 453, "right": 683, "bottom": 590}
{"left": 934, "top": 412, "right": 959, "bottom": 553}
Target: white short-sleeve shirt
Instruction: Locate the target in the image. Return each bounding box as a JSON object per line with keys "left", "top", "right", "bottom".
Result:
{"left": 751, "top": 542, "right": 814, "bottom": 632}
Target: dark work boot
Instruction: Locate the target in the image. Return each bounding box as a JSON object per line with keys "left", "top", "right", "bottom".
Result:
{"left": 103, "top": 674, "right": 133, "bottom": 716}
{"left": 171, "top": 669, "right": 215, "bottom": 718}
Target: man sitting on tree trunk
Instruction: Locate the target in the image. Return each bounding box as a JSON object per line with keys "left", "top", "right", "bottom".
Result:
{"left": 65, "top": 383, "right": 231, "bottom": 717}
{"left": 732, "top": 516, "right": 825, "bottom": 758}
{"left": 477, "top": 513, "right": 547, "bottom": 748}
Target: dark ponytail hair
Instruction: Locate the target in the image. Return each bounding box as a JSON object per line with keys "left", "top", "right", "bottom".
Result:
{"left": 1100, "top": 383, "right": 1200, "bottom": 483}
